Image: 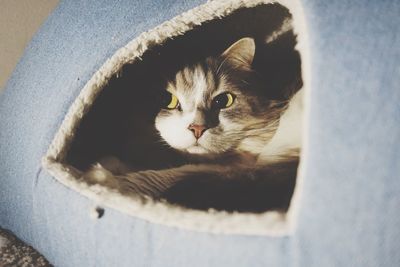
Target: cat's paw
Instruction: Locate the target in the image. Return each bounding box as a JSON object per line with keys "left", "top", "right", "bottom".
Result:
{"left": 97, "top": 156, "right": 132, "bottom": 174}
{"left": 82, "top": 163, "right": 120, "bottom": 189}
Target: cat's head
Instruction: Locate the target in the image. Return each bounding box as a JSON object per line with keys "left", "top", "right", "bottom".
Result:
{"left": 155, "top": 38, "right": 286, "bottom": 155}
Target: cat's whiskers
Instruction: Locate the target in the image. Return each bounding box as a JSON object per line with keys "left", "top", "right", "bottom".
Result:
{"left": 216, "top": 56, "right": 229, "bottom": 75}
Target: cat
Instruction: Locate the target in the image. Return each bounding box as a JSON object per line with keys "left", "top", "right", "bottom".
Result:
{"left": 83, "top": 37, "right": 303, "bottom": 212}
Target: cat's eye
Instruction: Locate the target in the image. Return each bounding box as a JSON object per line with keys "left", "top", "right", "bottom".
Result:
{"left": 212, "top": 92, "right": 235, "bottom": 109}
{"left": 162, "top": 92, "right": 180, "bottom": 110}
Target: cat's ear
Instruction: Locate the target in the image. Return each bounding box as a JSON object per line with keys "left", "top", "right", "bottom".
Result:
{"left": 221, "top": 37, "right": 255, "bottom": 68}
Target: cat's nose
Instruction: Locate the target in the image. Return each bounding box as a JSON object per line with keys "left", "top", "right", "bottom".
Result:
{"left": 188, "top": 124, "right": 208, "bottom": 139}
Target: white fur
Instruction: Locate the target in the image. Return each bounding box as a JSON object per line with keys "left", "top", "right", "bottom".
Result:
{"left": 193, "top": 67, "right": 208, "bottom": 107}
{"left": 257, "top": 89, "right": 303, "bottom": 164}
{"left": 156, "top": 112, "right": 196, "bottom": 150}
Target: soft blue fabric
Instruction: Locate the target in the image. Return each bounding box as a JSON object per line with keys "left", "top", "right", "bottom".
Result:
{"left": 0, "top": 0, "right": 399, "bottom": 266}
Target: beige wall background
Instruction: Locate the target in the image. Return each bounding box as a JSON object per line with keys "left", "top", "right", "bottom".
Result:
{"left": 0, "top": 0, "right": 59, "bottom": 92}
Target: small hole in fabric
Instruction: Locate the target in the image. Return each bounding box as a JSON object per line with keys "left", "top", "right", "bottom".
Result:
{"left": 90, "top": 207, "right": 105, "bottom": 219}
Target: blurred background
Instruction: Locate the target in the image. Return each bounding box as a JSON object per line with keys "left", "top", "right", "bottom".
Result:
{"left": 0, "top": 0, "right": 58, "bottom": 92}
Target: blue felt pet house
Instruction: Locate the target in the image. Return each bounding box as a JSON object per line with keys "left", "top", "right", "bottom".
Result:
{"left": 0, "top": 0, "right": 399, "bottom": 266}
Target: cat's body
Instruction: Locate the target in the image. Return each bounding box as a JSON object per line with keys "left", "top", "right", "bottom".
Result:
{"left": 84, "top": 37, "right": 302, "bottom": 212}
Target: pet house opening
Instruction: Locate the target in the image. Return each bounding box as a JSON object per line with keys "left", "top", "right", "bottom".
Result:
{"left": 44, "top": 1, "right": 305, "bottom": 233}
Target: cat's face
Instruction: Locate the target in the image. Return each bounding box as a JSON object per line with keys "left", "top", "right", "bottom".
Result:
{"left": 155, "top": 38, "right": 285, "bottom": 155}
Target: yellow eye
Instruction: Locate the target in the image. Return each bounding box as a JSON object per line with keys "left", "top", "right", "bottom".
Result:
{"left": 225, "top": 93, "right": 235, "bottom": 107}
{"left": 212, "top": 92, "right": 235, "bottom": 109}
{"left": 167, "top": 94, "right": 179, "bottom": 109}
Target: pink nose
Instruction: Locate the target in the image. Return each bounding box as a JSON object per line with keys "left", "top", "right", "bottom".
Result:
{"left": 188, "top": 124, "right": 207, "bottom": 139}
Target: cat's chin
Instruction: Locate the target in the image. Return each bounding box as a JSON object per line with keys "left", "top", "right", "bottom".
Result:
{"left": 185, "top": 145, "right": 210, "bottom": 154}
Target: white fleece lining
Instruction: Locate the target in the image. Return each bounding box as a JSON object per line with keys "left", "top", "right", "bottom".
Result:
{"left": 42, "top": 0, "right": 310, "bottom": 236}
